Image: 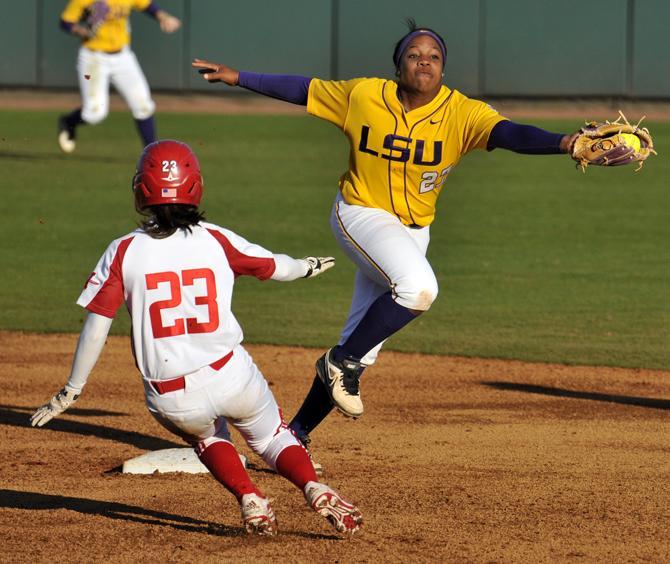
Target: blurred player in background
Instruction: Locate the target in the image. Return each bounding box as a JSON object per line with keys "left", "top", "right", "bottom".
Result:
{"left": 30, "top": 140, "right": 363, "bottom": 536}
{"left": 57, "top": 0, "right": 181, "bottom": 153}
{"left": 193, "top": 19, "right": 579, "bottom": 465}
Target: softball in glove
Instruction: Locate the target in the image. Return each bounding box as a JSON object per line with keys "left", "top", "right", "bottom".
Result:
{"left": 571, "top": 112, "right": 656, "bottom": 172}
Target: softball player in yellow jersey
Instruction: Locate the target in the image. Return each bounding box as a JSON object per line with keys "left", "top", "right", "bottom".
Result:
{"left": 308, "top": 77, "right": 503, "bottom": 227}
{"left": 193, "top": 20, "right": 579, "bottom": 457}
{"left": 57, "top": 0, "right": 181, "bottom": 153}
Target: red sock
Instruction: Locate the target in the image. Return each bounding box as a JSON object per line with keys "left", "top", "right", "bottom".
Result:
{"left": 197, "top": 441, "right": 261, "bottom": 501}
{"left": 275, "top": 445, "right": 318, "bottom": 490}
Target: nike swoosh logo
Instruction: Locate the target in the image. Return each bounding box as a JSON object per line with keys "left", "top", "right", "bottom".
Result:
{"left": 324, "top": 368, "right": 336, "bottom": 385}
{"left": 430, "top": 119, "right": 441, "bottom": 125}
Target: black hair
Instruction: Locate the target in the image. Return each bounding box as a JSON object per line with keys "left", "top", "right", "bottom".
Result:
{"left": 138, "top": 204, "right": 206, "bottom": 239}
{"left": 392, "top": 17, "right": 447, "bottom": 69}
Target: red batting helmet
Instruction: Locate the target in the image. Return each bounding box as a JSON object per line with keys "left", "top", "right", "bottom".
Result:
{"left": 132, "top": 140, "right": 204, "bottom": 210}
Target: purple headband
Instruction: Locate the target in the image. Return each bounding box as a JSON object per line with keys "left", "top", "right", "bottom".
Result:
{"left": 393, "top": 29, "right": 447, "bottom": 68}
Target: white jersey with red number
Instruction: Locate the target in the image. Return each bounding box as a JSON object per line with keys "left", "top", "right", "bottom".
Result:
{"left": 77, "top": 222, "right": 278, "bottom": 381}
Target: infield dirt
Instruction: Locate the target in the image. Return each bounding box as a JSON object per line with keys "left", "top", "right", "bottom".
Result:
{"left": 1, "top": 331, "right": 668, "bottom": 562}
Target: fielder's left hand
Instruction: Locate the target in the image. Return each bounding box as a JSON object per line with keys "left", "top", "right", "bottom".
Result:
{"left": 303, "top": 257, "right": 335, "bottom": 278}
{"left": 30, "top": 388, "right": 79, "bottom": 428}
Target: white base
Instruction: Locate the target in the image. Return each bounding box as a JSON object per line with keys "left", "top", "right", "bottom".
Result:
{"left": 122, "top": 448, "right": 247, "bottom": 474}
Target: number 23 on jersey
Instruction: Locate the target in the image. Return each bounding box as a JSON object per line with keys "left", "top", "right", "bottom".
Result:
{"left": 146, "top": 268, "right": 219, "bottom": 338}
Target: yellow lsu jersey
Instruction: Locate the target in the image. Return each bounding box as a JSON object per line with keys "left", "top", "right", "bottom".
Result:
{"left": 307, "top": 78, "right": 506, "bottom": 227}
{"left": 61, "top": 0, "right": 151, "bottom": 53}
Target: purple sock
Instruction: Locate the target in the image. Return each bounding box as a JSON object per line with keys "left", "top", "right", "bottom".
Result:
{"left": 135, "top": 116, "right": 156, "bottom": 146}
{"left": 290, "top": 292, "right": 418, "bottom": 436}
{"left": 288, "top": 375, "right": 334, "bottom": 439}
{"left": 334, "top": 292, "right": 418, "bottom": 362}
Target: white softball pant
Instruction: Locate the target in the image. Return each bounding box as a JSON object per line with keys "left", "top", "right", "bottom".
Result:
{"left": 330, "top": 193, "right": 438, "bottom": 365}
{"left": 76, "top": 46, "right": 155, "bottom": 124}
{"left": 144, "top": 344, "right": 299, "bottom": 469}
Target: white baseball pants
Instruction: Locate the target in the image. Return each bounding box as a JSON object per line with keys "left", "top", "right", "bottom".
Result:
{"left": 76, "top": 46, "right": 155, "bottom": 124}
{"left": 144, "top": 344, "right": 299, "bottom": 469}
{"left": 330, "top": 193, "right": 438, "bottom": 365}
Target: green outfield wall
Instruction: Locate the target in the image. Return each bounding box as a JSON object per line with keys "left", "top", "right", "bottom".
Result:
{"left": 0, "top": 0, "right": 667, "bottom": 98}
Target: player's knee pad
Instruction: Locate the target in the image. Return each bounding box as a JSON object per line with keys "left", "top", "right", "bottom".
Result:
{"left": 394, "top": 273, "right": 439, "bottom": 311}
{"left": 256, "top": 428, "right": 301, "bottom": 470}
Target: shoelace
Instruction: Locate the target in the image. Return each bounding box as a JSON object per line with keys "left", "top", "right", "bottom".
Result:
{"left": 340, "top": 364, "right": 362, "bottom": 396}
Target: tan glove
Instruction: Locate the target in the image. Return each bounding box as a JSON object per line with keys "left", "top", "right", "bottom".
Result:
{"left": 571, "top": 112, "right": 656, "bottom": 172}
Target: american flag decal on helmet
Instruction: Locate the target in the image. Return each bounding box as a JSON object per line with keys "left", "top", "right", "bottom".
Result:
{"left": 162, "top": 188, "right": 177, "bottom": 197}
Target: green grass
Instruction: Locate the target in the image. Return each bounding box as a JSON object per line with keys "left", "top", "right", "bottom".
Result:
{"left": 1, "top": 111, "right": 668, "bottom": 369}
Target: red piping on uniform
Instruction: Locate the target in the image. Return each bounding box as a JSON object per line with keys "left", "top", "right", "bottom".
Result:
{"left": 85, "top": 236, "right": 135, "bottom": 318}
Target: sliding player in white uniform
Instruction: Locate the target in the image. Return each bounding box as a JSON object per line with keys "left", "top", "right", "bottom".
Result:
{"left": 30, "top": 140, "right": 363, "bottom": 537}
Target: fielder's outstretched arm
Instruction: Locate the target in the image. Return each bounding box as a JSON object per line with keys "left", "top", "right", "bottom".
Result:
{"left": 192, "top": 62, "right": 582, "bottom": 155}
{"left": 30, "top": 312, "right": 113, "bottom": 427}
{"left": 192, "top": 59, "right": 311, "bottom": 105}
{"left": 487, "top": 120, "right": 579, "bottom": 155}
